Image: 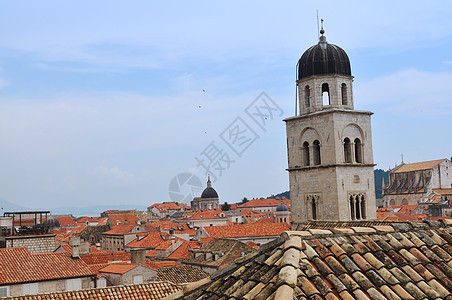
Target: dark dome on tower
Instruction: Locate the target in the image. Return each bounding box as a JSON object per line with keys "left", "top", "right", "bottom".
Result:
{"left": 201, "top": 187, "right": 218, "bottom": 199}
{"left": 297, "top": 33, "right": 351, "bottom": 80}
{"left": 276, "top": 202, "right": 288, "bottom": 212}
{"left": 201, "top": 176, "right": 219, "bottom": 199}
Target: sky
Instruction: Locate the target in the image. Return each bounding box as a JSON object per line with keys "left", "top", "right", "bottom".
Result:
{"left": 0, "top": 1, "right": 451, "bottom": 211}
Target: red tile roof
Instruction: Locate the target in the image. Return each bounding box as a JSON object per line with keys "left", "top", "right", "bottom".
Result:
{"left": 5, "top": 282, "right": 181, "bottom": 299}
{"left": 56, "top": 216, "right": 76, "bottom": 227}
{"left": 146, "top": 260, "right": 183, "bottom": 269}
{"left": 126, "top": 232, "right": 169, "bottom": 248}
{"left": 99, "top": 262, "right": 140, "bottom": 274}
{"left": 0, "top": 247, "right": 95, "bottom": 284}
{"left": 102, "top": 224, "right": 137, "bottom": 235}
{"left": 147, "top": 220, "right": 194, "bottom": 235}
{"left": 80, "top": 251, "right": 131, "bottom": 265}
{"left": 108, "top": 213, "right": 140, "bottom": 227}
{"left": 76, "top": 217, "right": 98, "bottom": 223}
{"left": 148, "top": 202, "right": 185, "bottom": 212}
{"left": 203, "top": 222, "right": 290, "bottom": 238}
{"left": 433, "top": 188, "right": 452, "bottom": 195}
{"left": 237, "top": 198, "right": 290, "bottom": 209}
{"left": 167, "top": 241, "right": 201, "bottom": 260}
{"left": 394, "top": 158, "right": 446, "bottom": 173}
{"left": 184, "top": 208, "right": 227, "bottom": 220}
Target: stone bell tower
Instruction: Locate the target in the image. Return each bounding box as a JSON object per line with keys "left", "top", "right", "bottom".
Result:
{"left": 284, "top": 24, "right": 377, "bottom": 223}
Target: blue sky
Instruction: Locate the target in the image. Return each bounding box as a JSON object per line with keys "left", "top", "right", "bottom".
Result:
{"left": 0, "top": 1, "right": 451, "bottom": 210}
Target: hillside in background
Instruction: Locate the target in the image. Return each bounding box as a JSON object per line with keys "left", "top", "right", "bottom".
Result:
{"left": 374, "top": 169, "right": 389, "bottom": 199}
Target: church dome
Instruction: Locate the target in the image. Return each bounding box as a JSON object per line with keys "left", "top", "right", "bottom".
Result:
{"left": 276, "top": 202, "right": 288, "bottom": 212}
{"left": 297, "top": 32, "right": 351, "bottom": 80}
{"left": 201, "top": 187, "right": 219, "bottom": 199}
{"left": 201, "top": 176, "right": 219, "bottom": 199}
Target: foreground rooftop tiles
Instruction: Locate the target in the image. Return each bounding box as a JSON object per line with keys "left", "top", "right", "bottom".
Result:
{"left": 181, "top": 219, "right": 452, "bottom": 299}
{"left": 3, "top": 281, "right": 181, "bottom": 300}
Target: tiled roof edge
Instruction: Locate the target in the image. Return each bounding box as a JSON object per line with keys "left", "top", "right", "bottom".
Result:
{"left": 1, "top": 281, "right": 181, "bottom": 300}
{"left": 209, "top": 236, "right": 286, "bottom": 282}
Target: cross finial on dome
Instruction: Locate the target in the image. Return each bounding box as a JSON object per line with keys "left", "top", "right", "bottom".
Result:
{"left": 207, "top": 175, "right": 212, "bottom": 188}
{"left": 320, "top": 19, "right": 325, "bottom": 35}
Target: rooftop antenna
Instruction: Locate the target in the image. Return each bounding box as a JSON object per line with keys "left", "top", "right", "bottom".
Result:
{"left": 316, "top": 10, "right": 320, "bottom": 39}
{"left": 401, "top": 153, "right": 404, "bottom": 164}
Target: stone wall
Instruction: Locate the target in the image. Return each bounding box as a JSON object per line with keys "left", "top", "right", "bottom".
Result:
{"left": 8, "top": 277, "right": 94, "bottom": 296}
{"left": 6, "top": 234, "right": 56, "bottom": 254}
{"left": 286, "top": 109, "right": 376, "bottom": 224}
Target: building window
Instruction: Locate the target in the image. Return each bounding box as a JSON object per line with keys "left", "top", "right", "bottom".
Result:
{"left": 355, "top": 197, "right": 361, "bottom": 220}
{"left": 390, "top": 199, "right": 396, "bottom": 206}
{"left": 302, "top": 141, "right": 310, "bottom": 166}
{"left": 311, "top": 198, "right": 317, "bottom": 220}
{"left": 344, "top": 138, "right": 352, "bottom": 163}
{"left": 313, "top": 140, "right": 321, "bottom": 165}
{"left": 354, "top": 138, "right": 362, "bottom": 163}
{"left": 341, "top": 83, "right": 348, "bottom": 105}
{"left": 360, "top": 195, "right": 366, "bottom": 219}
{"left": 304, "top": 85, "right": 310, "bottom": 108}
{"left": 350, "top": 196, "right": 355, "bottom": 220}
{"left": 402, "top": 199, "right": 408, "bottom": 205}
{"left": 322, "top": 83, "right": 330, "bottom": 106}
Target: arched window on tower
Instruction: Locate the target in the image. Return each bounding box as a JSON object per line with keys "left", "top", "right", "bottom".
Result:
{"left": 313, "top": 140, "right": 321, "bottom": 165}
{"left": 360, "top": 195, "right": 366, "bottom": 219}
{"left": 341, "top": 83, "right": 348, "bottom": 105}
{"left": 344, "top": 138, "right": 352, "bottom": 163}
{"left": 312, "top": 198, "right": 317, "bottom": 220}
{"left": 304, "top": 85, "right": 310, "bottom": 108}
{"left": 354, "top": 138, "right": 362, "bottom": 163}
{"left": 302, "top": 141, "right": 310, "bottom": 166}
{"left": 355, "top": 197, "right": 361, "bottom": 220}
{"left": 322, "top": 83, "right": 330, "bottom": 106}
{"left": 350, "top": 195, "right": 355, "bottom": 220}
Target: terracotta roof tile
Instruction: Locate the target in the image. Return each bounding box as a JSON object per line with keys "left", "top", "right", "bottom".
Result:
{"left": 102, "top": 223, "right": 137, "bottom": 235}
{"left": 156, "top": 265, "right": 209, "bottom": 284}
{"left": 99, "top": 262, "right": 140, "bottom": 274}
{"left": 0, "top": 247, "right": 95, "bottom": 284}
{"left": 125, "top": 232, "right": 169, "bottom": 248}
{"left": 55, "top": 216, "right": 76, "bottom": 227}
{"left": 393, "top": 158, "right": 446, "bottom": 173}
{"left": 80, "top": 250, "right": 131, "bottom": 265}
{"left": 203, "top": 222, "right": 290, "bottom": 238}
{"left": 6, "top": 281, "right": 181, "bottom": 299}
{"left": 180, "top": 220, "right": 452, "bottom": 299}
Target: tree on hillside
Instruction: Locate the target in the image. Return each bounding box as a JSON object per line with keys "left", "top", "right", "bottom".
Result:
{"left": 221, "top": 202, "right": 231, "bottom": 211}
{"left": 241, "top": 197, "right": 249, "bottom": 203}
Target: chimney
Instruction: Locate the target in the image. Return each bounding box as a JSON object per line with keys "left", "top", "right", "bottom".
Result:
{"left": 130, "top": 248, "right": 146, "bottom": 265}
{"left": 69, "top": 236, "right": 81, "bottom": 258}
{"left": 171, "top": 235, "right": 175, "bottom": 250}
{"left": 80, "top": 241, "right": 90, "bottom": 255}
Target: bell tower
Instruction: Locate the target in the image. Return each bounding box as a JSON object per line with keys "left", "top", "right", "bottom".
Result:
{"left": 285, "top": 26, "right": 377, "bottom": 223}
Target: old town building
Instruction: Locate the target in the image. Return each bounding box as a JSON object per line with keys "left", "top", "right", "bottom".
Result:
{"left": 285, "top": 26, "right": 377, "bottom": 223}
{"left": 383, "top": 158, "right": 452, "bottom": 206}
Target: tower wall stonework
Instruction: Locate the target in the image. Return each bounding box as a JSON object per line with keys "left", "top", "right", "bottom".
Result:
{"left": 298, "top": 75, "right": 354, "bottom": 114}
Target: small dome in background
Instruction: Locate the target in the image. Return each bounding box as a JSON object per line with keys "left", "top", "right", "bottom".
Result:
{"left": 201, "top": 176, "right": 219, "bottom": 199}
{"left": 276, "top": 202, "right": 288, "bottom": 212}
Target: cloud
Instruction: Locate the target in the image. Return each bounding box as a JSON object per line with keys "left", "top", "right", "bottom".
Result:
{"left": 355, "top": 69, "right": 452, "bottom": 117}
{"left": 100, "top": 166, "right": 138, "bottom": 185}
